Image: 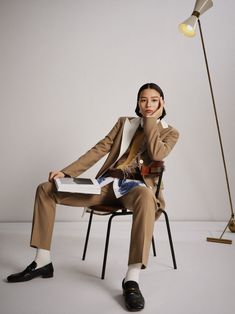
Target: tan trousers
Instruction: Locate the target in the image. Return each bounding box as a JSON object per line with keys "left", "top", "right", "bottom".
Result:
{"left": 30, "top": 181, "right": 158, "bottom": 268}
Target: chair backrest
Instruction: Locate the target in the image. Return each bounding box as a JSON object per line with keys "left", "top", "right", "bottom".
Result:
{"left": 140, "top": 160, "right": 165, "bottom": 198}
{"left": 152, "top": 160, "right": 165, "bottom": 198}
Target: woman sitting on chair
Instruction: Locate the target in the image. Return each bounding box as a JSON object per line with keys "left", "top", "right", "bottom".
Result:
{"left": 7, "top": 82, "right": 179, "bottom": 312}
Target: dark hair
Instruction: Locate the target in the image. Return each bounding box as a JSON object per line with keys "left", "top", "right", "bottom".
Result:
{"left": 135, "top": 83, "right": 166, "bottom": 120}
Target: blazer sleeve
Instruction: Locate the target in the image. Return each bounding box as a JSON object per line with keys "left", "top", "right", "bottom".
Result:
{"left": 61, "top": 118, "right": 123, "bottom": 177}
{"left": 143, "top": 117, "right": 179, "bottom": 161}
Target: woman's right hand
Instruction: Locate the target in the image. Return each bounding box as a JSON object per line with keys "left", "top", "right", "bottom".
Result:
{"left": 147, "top": 97, "right": 164, "bottom": 119}
{"left": 48, "top": 171, "right": 65, "bottom": 182}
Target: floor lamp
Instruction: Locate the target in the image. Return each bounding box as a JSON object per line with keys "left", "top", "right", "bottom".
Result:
{"left": 178, "top": 0, "right": 235, "bottom": 244}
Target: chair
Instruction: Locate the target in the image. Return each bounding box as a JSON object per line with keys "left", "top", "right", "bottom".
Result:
{"left": 82, "top": 161, "right": 177, "bottom": 279}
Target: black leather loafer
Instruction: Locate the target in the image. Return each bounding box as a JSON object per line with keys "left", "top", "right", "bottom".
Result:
{"left": 122, "top": 279, "right": 145, "bottom": 311}
{"left": 7, "top": 261, "right": 54, "bottom": 283}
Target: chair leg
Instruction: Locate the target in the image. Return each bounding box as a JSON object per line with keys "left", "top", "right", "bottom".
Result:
{"left": 82, "top": 211, "right": 94, "bottom": 261}
{"left": 152, "top": 236, "right": 156, "bottom": 257}
{"left": 101, "top": 213, "right": 116, "bottom": 279}
{"left": 161, "top": 209, "right": 177, "bottom": 269}
{"left": 101, "top": 211, "right": 133, "bottom": 280}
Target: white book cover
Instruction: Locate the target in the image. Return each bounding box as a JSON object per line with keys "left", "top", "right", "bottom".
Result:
{"left": 54, "top": 177, "right": 101, "bottom": 194}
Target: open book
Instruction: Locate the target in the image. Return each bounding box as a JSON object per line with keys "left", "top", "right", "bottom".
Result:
{"left": 54, "top": 177, "right": 101, "bottom": 194}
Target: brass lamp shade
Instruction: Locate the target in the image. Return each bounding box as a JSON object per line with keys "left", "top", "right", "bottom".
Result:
{"left": 179, "top": 0, "right": 213, "bottom": 37}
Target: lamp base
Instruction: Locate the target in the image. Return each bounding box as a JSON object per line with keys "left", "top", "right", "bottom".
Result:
{"left": 206, "top": 237, "right": 232, "bottom": 245}
{"left": 207, "top": 215, "right": 234, "bottom": 244}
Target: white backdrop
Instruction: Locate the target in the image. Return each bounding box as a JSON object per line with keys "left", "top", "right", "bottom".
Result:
{"left": 0, "top": 0, "right": 234, "bottom": 222}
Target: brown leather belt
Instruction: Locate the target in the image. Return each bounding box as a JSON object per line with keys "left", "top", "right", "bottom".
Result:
{"left": 106, "top": 168, "right": 143, "bottom": 180}
{"left": 140, "top": 161, "right": 165, "bottom": 176}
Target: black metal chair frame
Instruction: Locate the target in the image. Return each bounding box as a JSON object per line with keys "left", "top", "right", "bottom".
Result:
{"left": 82, "top": 164, "right": 177, "bottom": 279}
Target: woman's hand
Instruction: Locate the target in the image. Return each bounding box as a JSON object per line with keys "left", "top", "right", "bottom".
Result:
{"left": 48, "top": 171, "right": 65, "bottom": 182}
{"left": 147, "top": 97, "right": 164, "bottom": 119}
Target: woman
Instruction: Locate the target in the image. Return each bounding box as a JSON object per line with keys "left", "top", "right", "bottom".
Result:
{"left": 7, "top": 83, "right": 179, "bottom": 312}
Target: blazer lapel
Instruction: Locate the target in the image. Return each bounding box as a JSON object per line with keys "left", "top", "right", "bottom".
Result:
{"left": 116, "top": 117, "right": 140, "bottom": 161}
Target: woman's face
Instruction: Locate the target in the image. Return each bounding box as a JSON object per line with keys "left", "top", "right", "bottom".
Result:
{"left": 138, "top": 88, "right": 161, "bottom": 117}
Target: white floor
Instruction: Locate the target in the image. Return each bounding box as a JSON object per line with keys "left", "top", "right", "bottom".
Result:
{"left": 0, "top": 220, "right": 235, "bottom": 314}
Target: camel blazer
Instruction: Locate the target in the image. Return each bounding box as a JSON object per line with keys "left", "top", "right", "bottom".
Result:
{"left": 61, "top": 116, "right": 179, "bottom": 210}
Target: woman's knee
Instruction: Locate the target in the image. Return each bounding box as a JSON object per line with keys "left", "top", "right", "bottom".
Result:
{"left": 36, "top": 181, "right": 54, "bottom": 196}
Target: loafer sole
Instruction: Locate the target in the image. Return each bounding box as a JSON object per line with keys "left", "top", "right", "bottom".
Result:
{"left": 8, "top": 271, "right": 53, "bottom": 282}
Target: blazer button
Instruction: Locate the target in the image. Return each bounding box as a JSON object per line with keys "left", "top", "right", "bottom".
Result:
{"left": 139, "top": 159, "right": 144, "bottom": 164}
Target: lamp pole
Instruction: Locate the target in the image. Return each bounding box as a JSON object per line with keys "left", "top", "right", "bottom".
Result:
{"left": 179, "top": 0, "right": 235, "bottom": 242}
{"left": 197, "top": 19, "right": 235, "bottom": 243}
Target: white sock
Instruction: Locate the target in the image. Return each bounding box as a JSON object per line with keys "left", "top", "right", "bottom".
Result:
{"left": 125, "top": 263, "right": 142, "bottom": 284}
{"left": 34, "top": 249, "right": 51, "bottom": 268}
